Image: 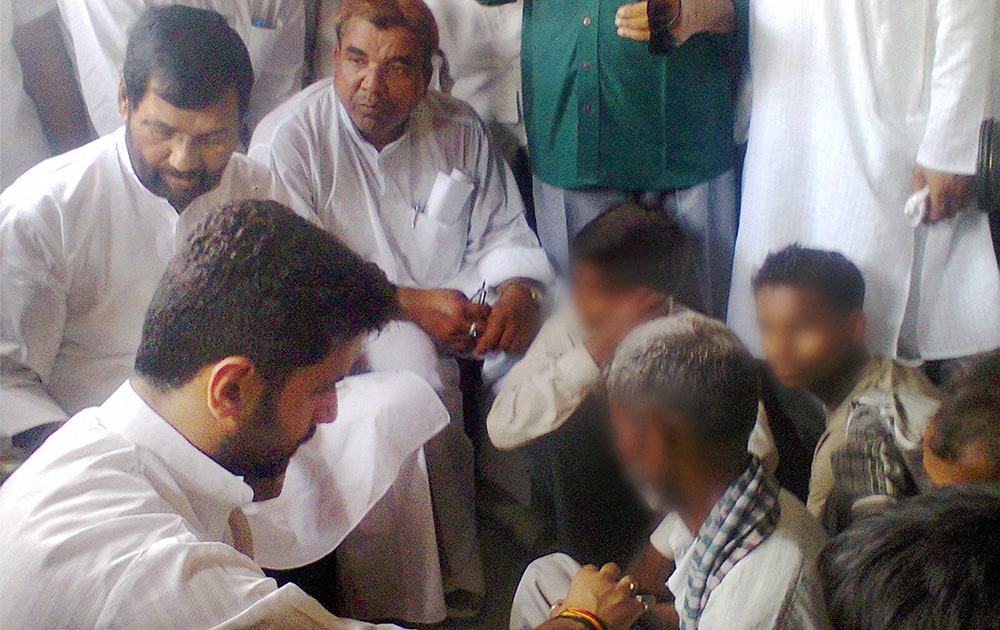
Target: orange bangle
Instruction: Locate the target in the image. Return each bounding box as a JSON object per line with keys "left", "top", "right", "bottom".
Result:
{"left": 558, "top": 608, "right": 609, "bottom": 630}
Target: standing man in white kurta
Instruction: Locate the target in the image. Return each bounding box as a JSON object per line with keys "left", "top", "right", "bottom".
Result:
{"left": 249, "top": 0, "right": 553, "bottom": 610}
{"left": 725, "top": 0, "right": 1000, "bottom": 363}
{"left": 57, "top": 0, "right": 311, "bottom": 135}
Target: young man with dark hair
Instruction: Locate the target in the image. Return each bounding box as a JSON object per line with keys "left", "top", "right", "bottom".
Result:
{"left": 752, "top": 244, "right": 940, "bottom": 533}
{"left": 0, "top": 200, "right": 411, "bottom": 627}
{"left": 923, "top": 352, "right": 1000, "bottom": 487}
{"left": 1, "top": 5, "right": 282, "bottom": 453}
{"left": 818, "top": 486, "right": 1000, "bottom": 630}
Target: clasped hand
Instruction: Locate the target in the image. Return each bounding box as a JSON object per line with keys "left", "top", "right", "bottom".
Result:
{"left": 397, "top": 286, "right": 540, "bottom": 356}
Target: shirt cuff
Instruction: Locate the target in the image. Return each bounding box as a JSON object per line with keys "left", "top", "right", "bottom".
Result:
{"left": 478, "top": 246, "right": 554, "bottom": 289}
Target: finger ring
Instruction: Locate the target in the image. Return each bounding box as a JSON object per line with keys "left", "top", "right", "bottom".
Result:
{"left": 628, "top": 581, "right": 637, "bottom": 593}
{"left": 468, "top": 322, "right": 479, "bottom": 338}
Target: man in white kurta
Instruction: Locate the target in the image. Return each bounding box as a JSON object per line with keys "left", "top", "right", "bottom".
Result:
{"left": 0, "top": 128, "right": 278, "bottom": 441}
{"left": 316, "top": 0, "right": 525, "bottom": 152}
{"left": 249, "top": 0, "right": 552, "bottom": 605}
{"left": 727, "top": 0, "right": 1000, "bottom": 361}
{"left": 57, "top": 0, "right": 309, "bottom": 134}
{"left": 0, "top": 200, "right": 424, "bottom": 629}
{"left": 0, "top": 381, "right": 414, "bottom": 630}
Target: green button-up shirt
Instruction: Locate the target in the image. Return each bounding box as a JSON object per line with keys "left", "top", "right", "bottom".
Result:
{"left": 482, "top": 0, "right": 746, "bottom": 191}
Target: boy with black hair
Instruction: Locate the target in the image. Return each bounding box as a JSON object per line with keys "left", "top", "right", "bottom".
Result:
{"left": 488, "top": 204, "right": 729, "bottom": 564}
{"left": 923, "top": 352, "right": 1000, "bottom": 487}
{"left": 752, "top": 244, "right": 940, "bottom": 533}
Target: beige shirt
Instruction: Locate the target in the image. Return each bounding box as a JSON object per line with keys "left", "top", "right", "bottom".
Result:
{"left": 807, "top": 357, "right": 940, "bottom": 517}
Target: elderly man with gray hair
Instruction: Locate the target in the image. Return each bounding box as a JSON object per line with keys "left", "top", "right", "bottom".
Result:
{"left": 510, "top": 314, "right": 831, "bottom": 630}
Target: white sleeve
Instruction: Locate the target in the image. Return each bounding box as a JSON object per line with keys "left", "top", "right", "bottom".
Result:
{"left": 56, "top": 0, "right": 142, "bottom": 135}
{"left": 98, "top": 539, "right": 405, "bottom": 629}
{"left": 464, "top": 119, "right": 552, "bottom": 288}
{"left": 915, "top": 0, "right": 996, "bottom": 173}
{"left": 248, "top": 125, "right": 322, "bottom": 222}
{"left": 0, "top": 191, "right": 71, "bottom": 437}
{"left": 486, "top": 313, "right": 600, "bottom": 450}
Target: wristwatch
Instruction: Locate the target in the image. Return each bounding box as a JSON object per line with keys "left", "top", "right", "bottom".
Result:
{"left": 496, "top": 279, "right": 545, "bottom": 309}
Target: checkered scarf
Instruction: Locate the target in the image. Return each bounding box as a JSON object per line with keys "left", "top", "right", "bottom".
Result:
{"left": 681, "top": 456, "right": 782, "bottom": 629}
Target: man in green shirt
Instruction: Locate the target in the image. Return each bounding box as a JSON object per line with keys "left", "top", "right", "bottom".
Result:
{"left": 480, "top": 0, "right": 746, "bottom": 318}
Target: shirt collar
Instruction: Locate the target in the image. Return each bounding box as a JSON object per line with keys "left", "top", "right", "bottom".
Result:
{"left": 98, "top": 381, "right": 255, "bottom": 530}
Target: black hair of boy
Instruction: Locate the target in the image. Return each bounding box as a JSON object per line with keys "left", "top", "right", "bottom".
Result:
{"left": 752, "top": 244, "right": 865, "bottom": 313}
{"left": 135, "top": 200, "right": 398, "bottom": 389}
{"left": 818, "top": 486, "right": 1000, "bottom": 630}
{"left": 124, "top": 5, "right": 254, "bottom": 119}
{"left": 571, "top": 203, "right": 693, "bottom": 299}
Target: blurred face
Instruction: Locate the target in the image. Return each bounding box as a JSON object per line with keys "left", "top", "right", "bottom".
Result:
{"left": 333, "top": 18, "right": 428, "bottom": 150}
{"left": 120, "top": 78, "right": 240, "bottom": 210}
{"left": 755, "top": 284, "right": 865, "bottom": 389}
{"left": 608, "top": 401, "right": 686, "bottom": 511}
{"left": 572, "top": 262, "right": 632, "bottom": 331}
{"left": 923, "top": 428, "right": 998, "bottom": 488}
{"left": 227, "top": 338, "right": 363, "bottom": 500}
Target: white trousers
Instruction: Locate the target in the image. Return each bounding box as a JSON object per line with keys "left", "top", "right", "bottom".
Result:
{"left": 365, "top": 321, "right": 485, "bottom": 596}
{"left": 510, "top": 553, "right": 581, "bottom": 630}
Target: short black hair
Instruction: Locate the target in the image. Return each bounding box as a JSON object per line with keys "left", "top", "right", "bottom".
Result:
{"left": 123, "top": 5, "right": 254, "bottom": 119}
{"left": 926, "top": 352, "right": 1000, "bottom": 463}
{"left": 752, "top": 244, "right": 865, "bottom": 312}
{"left": 572, "top": 203, "right": 694, "bottom": 298}
{"left": 818, "top": 486, "right": 1000, "bottom": 630}
{"left": 135, "top": 200, "right": 398, "bottom": 389}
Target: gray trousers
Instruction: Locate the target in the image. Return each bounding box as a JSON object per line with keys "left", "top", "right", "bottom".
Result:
{"left": 533, "top": 171, "right": 737, "bottom": 319}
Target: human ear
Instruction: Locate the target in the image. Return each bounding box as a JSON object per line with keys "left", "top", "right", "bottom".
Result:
{"left": 847, "top": 310, "right": 867, "bottom": 346}
{"left": 205, "top": 357, "right": 265, "bottom": 433}
{"left": 117, "top": 78, "right": 129, "bottom": 124}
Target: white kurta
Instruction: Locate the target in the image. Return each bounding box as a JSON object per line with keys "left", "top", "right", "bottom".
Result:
{"left": 0, "top": 128, "right": 282, "bottom": 438}
{"left": 0, "top": 382, "right": 405, "bottom": 630}
{"left": 248, "top": 82, "right": 552, "bottom": 297}
{"left": 0, "top": 0, "right": 55, "bottom": 189}
{"left": 729, "top": 0, "right": 1000, "bottom": 360}
{"left": 56, "top": 0, "right": 306, "bottom": 134}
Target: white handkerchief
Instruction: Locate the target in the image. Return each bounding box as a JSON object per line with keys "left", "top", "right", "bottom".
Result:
{"left": 903, "top": 186, "right": 929, "bottom": 227}
{"left": 425, "top": 169, "right": 474, "bottom": 224}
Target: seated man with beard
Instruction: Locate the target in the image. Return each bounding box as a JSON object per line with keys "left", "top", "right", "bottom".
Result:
{"left": 0, "top": 201, "right": 405, "bottom": 628}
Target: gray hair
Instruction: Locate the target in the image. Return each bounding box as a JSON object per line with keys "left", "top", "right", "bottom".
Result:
{"left": 605, "top": 313, "right": 759, "bottom": 452}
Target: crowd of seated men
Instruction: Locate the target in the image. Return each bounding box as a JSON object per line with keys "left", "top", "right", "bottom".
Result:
{"left": 0, "top": 0, "right": 998, "bottom": 629}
